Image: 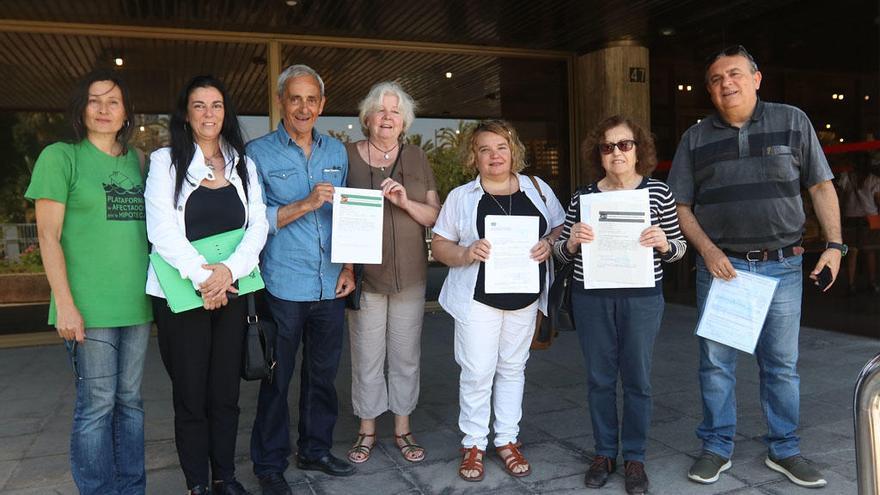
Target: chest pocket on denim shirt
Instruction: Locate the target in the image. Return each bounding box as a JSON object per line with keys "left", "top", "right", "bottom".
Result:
{"left": 762, "top": 145, "right": 799, "bottom": 183}
{"left": 321, "top": 166, "right": 344, "bottom": 186}
{"left": 267, "top": 168, "right": 309, "bottom": 204}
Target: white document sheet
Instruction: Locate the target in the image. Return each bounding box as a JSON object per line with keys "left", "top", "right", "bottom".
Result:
{"left": 484, "top": 215, "right": 540, "bottom": 294}
{"left": 695, "top": 271, "right": 779, "bottom": 354}
{"left": 579, "top": 189, "right": 654, "bottom": 289}
{"left": 330, "top": 187, "right": 384, "bottom": 264}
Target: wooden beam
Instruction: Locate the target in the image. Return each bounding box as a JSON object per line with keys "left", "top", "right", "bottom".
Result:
{"left": 0, "top": 19, "right": 571, "bottom": 60}
{"left": 267, "top": 40, "right": 280, "bottom": 131}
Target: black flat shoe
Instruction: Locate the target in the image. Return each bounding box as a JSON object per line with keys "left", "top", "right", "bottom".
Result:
{"left": 213, "top": 478, "right": 252, "bottom": 495}
{"left": 188, "top": 485, "right": 210, "bottom": 495}
{"left": 295, "top": 453, "right": 356, "bottom": 476}
{"left": 257, "top": 472, "right": 291, "bottom": 495}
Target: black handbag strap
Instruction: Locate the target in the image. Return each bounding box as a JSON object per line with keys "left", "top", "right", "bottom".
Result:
{"left": 247, "top": 293, "right": 257, "bottom": 323}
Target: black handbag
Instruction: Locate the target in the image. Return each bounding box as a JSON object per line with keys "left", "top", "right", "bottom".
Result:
{"left": 548, "top": 261, "right": 575, "bottom": 332}
{"left": 242, "top": 292, "right": 277, "bottom": 382}
{"left": 345, "top": 264, "right": 364, "bottom": 310}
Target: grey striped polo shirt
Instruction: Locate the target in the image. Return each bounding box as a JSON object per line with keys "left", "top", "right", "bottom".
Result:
{"left": 667, "top": 100, "right": 833, "bottom": 252}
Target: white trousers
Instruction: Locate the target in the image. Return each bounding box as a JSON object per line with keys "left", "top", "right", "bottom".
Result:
{"left": 454, "top": 299, "right": 538, "bottom": 450}
{"left": 347, "top": 282, "right": 426, "bottom": 419}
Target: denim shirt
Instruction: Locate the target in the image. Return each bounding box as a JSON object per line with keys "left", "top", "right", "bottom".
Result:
{"left": 247, "top": 125, "right": 348, "bottom": 302}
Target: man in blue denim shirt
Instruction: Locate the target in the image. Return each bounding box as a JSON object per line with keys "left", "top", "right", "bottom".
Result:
{"left": 669, "top": 46, "right": 842, "bottom": 490}
{"left": 247, "top": 64, "right": 356, "bottom": 495}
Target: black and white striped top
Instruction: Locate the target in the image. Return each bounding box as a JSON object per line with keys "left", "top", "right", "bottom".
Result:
{"left": 553, "top": 177, "right": 687, "bottom": 285}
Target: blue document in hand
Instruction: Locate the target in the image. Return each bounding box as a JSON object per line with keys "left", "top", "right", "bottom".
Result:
{"left": 150, "top": 228, "right": 264, "bottom": 313}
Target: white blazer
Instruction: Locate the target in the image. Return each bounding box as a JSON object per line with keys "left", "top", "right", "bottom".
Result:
{"left": 144, "top": 142, "right": 269, "bottom": 298}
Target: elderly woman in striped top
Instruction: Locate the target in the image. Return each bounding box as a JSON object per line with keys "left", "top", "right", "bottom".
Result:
{"left": 553, "top": 115, "right": 686, "bottom": 495}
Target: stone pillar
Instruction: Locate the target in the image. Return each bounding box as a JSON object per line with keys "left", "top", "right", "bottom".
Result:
{"left": 573, "top": 41, "right": 650, "bottom": 183}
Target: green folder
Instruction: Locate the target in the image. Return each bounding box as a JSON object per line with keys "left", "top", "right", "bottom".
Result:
{"left": 150, "top": 228, "right": 265, "bottom": 313}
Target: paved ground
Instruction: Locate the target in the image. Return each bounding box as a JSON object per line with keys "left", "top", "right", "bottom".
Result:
{"left": 0, "top": 302, "right": 877, "bottom": 494}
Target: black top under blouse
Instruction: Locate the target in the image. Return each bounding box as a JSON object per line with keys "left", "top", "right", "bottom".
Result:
{"left": 184, "top": 184, "right": 245, "bottom": 241}
{"left": 473, "top": 190, "right": 548, "bottom": 310}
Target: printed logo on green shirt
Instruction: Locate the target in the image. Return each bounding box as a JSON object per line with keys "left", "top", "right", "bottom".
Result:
{"left": 104, "top": 170, "right": 145, "bottom": 221}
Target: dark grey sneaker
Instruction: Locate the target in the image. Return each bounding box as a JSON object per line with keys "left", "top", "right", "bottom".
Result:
{"left": 687, "top": 451, "right": 732, "bottom": 484}
{"left": 765, "top": 454, "right": 827, "bottom": 488}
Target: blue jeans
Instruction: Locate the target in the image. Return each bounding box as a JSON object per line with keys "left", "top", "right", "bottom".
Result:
{"left": 695, "top": 255, "right": 802, "bottom": 460}
{"left": 251, "top": 294, "right": 345, "bottom": 475}
{"left": 65, "top": 324, "right": 151, "bottom": 495}
{"left": 571, "top": 288, "right": 664, "bottom": 462}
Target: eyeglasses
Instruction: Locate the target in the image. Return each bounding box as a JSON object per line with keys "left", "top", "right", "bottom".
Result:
{"left": 598, "top": 140, "right": 637, "bottom": 154}
{"left": 705, "top": 44, "right": 758, "bottom": 72}
{"left": 66, "top": 337, "right": 120, "bottom": 381}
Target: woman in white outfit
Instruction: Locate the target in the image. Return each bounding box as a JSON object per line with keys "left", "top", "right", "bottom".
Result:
{"left": 431, "top": 120, "right": 565, "bottom": 482}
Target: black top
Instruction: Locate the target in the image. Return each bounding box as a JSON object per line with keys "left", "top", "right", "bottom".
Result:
{"left": 184, "top": 184, "right": 245, "bottom": 241}
{"left": 473, "top": 190, "right": 548, "bottom": 310}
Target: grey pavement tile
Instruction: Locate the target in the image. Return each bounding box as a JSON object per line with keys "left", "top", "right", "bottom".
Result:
{"left": 647, "top": 417, "right": 703, "bottom": 454}
{"left": 23, "top": 425, "right": 71, "bottom": 458}
{"left": 144, "top": 416, "right": 175, "bottom": 442}
{"left": 797, "top": 424, "right": 855, "bottom": 458}
{"left": 143, "top": 465, "right": 186, "bottom": 494}
{"left": 312, "top": 468, "right": 417, "bottom": 495}
{"left": 0, "top": 391, "right": 69, "bottom": 421}
{"left": 0, "top": 434, "right": 36, "bottom": 462}
{"left": 643, "top": 453, "right": 747, "bottom": 494}
{"left": 652, "top": 389, "right": 703, "bottom": 418}
{"left": 144, "top": 439, "right": 180, "bottom": 472}
{"left": 815, "top": 418, "right": 856, "bottom": 440}
{"left": 521, "top": 386, "right": 580, "bottom": 416}
{"left": 383, "top": 426, "right": 462, "bottom": 465}
{"left": 759, "top": 469, "right": 857, "bottom": 495}
{"left": 3, "top": 452, "right": 72, "bottom": 490}
{"left": 520, "top": 406, "right": 591, "bottom": 440}
{"left": 406, "top": 456, "right": 524, "bottom": 495}
{"left": 0, "top": 417, "right": 45, "bottom": 438}
{"left": 0, "top": 460, "right": 19, "bottom": 491}
{"left": 0, "top": 484, "right": 78, "bottom": 495}
{"left": 526, "top": 472, "right": 591, "bottom": 494}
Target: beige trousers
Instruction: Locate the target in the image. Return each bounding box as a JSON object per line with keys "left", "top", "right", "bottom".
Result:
{"left": 346, "top": 282, "right": 426, "bottom": 419}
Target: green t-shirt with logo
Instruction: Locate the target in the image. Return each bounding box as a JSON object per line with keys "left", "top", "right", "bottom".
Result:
{"left": 25, "top": 140, "right": 152, "bottom": 328}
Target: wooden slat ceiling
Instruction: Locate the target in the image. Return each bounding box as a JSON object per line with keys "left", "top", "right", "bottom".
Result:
{"left": 0, "top": 0, "right": 875, "bottom": 115}
{"left": 1, "top": 0, "right": 873, "bottom": 58}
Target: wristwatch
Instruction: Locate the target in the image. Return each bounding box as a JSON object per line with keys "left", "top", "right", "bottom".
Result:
{"left": 825, "top": 242, "right": 848, "bottom": 256}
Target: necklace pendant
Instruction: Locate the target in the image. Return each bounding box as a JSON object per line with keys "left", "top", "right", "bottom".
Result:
{"left": 384, "top": 152, "right": 390, "bottom": 160}
{"left": 206, "top": 170, "right": 215, "bottom": 181}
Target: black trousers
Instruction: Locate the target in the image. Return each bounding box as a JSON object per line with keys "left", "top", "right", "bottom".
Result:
{"left": 153, "top": 296, "right": 246, "bottom": 489}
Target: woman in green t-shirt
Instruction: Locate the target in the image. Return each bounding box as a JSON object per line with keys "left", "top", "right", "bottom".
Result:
{"left": 25, "top": 69, "right": 152, "bottom": 495}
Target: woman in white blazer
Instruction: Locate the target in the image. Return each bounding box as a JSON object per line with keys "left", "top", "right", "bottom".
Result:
{"left": 144, "top": 75, "right": 267, "bottom": 495}
{"left": 431, "top": 120, "right": 565, "bottom": 482}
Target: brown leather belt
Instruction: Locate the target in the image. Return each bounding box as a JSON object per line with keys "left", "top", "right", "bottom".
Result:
{"left": 723, "top": 244, "right": 805, "bottom": 262}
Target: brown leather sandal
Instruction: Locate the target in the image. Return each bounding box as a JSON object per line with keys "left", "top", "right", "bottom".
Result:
{"left": 394, "top": 432, "right": 425, "bottom": 463}
{"left": 347, "top": 432, "right": 376, "bottom": 464}
{"left": 496, "top": 441, "right": 531, "bottom": 477}
{"left": 458, "top": 446, "right": 485, "bottom": 482}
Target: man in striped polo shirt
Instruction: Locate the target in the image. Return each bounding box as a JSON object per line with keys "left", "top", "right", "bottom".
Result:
{"left": 668, "top": 45, "right": 843, "bottom": 489}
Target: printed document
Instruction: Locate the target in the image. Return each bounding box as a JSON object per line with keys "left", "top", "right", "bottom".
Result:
{"left": 695, "top": 271, "right": 779, "bottom": 354}
{"left": 580, "top": 189, "right": 653, "bottom": 289}
{"left": 331, "top": 187, "right": 384, "bottom": 264}
{"left": 484, "top": 215, "right": 540, "bottom": 294}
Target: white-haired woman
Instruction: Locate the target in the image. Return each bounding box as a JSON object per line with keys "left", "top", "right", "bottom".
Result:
{"left": 344, "top": 81, "right": 440, "bottom": 464}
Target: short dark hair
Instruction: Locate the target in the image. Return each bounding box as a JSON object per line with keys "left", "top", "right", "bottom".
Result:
{"left": 169, "top": 75, "right": 248, "bottom": 205}
{"left": 69, "top": 69, "right": 134, "bottom": 153}
{"left": 581, "top": 115, "right": 657, "bottom": 182}
{"left": 705, "top": 45, "right": 759, "bottom": 80}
